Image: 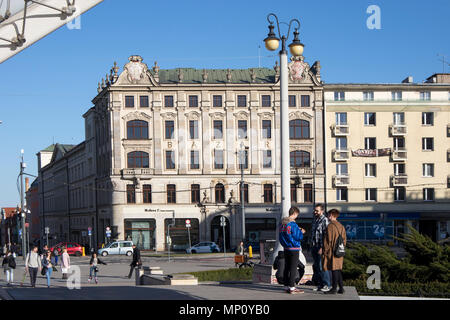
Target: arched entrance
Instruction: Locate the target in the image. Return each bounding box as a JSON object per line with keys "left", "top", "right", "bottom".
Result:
{"left": 210, "top": 215, "right": 230, "bottom": 252}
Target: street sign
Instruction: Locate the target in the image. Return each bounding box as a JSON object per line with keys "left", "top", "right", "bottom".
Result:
{"left": 45, "top": 227, "right": 50, "bottom": 234}
{"left": 220, "top": 216, "right": 226, "bottom": 227}
{"left": 25, "top": 223, "right": 29, "bottom": 228}
{"left": 81, "top": 231, "right": 87, "bottom": 237}
{"left": 88, "top": 229, "right": 92, "bottom": 236}
{"left": 88, "top": 227, "right": 92, "bottom": 231}
{"left": 185, "top": 219, "right": 191, "bottom": 225}
{"left": 19, "top": 229, "right": 22, "bottom": 236}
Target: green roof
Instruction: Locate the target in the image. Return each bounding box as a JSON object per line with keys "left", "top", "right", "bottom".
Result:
{"left": 41, "top": 144, "right": 56, "bottom": 152}
{"left": 156, "top": 68, "right": 276, "bottom": 84}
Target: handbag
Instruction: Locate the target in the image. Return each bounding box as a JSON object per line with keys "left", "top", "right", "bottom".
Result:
{"left": 8, "top": 258, "right": 16, "bottom": 269}
{"left": 332, "top": 224, "right": 346, "bottom": 258}
{"left": 61, "top": 267, "right": 68, "bottom": 274}
{"left": 94, "top": 266, "right": 99, "bottom": 273}
{"left": 41, "top": 267, "right": 48, "bottom": 276}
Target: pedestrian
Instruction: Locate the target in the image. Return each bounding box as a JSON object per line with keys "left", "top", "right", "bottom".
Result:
{"left": 323, "top": 209, "right": 347, "bottom": 294}
{"left": 41, "top": 251, "right": 53, "bottom": 288}
{"left": 25, "top": 246, "right": 42, "bottom": 288}
{"left": 235, "top": 241, "right": 244, "bottom": 256}
{"left": 279, "top": 206, "right": 305, "bottom": 294}
{"left": 310, "top": 203, "right": 332, "bottom": 292}
{"left": 2, "top": 250, "right": 16, "bottom": 286}
{"left": 53, "top": 247, "right": 59, "bottom": 265}
{"left": 88, "top": 252, "right": 107, "bottom": 284}
{"left": 60, "top": 247, "right": 70, "bottom": 279}
{"left": 127, "top": 244, "right": 141, "bottom": 278}
{"left": 41, "top": 244, "right": 49, "bottom": 259}
{"left": 273, "top": 250, "right": 306, "bottom": 286}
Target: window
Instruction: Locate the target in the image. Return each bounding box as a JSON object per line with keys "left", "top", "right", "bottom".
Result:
{"left": 289, "top": 119, "right": 310, "bottom": 139}
{"left": 290, "top": 151, "right": 310, "bottom": 168}
{"left": 140, "top": 96, "right": 149, "bottom": 108}
{"left": 288, "top": 95, "right": 296, "bottom": 107}
{"left": 165, "top": 150, "right": 175, "bottom": 169}
{"left": 214, "top": 150, "right": 224, "bottom": 169}
{"left": 393, "top": 137, "right": 405, "bottom": 150}
{"left": 365, "top": 188, "right": 377, "bottom": 202}
{"left": 336, "top": 188, "right": 348, "bottom": 201}
{"left": 304, "top": 184, "right": 313, "bottom": 203}
{"left": 189, "top": 95, "right": 198, "bottom": 108}
{"left": 334, "top": 91, "right": 345, "bottom": 101}
{"left": 336, "top": 137, "right": 347, "bottom": 150}
{"left": 335, "top": 112, "right": 347, "bottom": 125}
{"left": 189, "top": 120, "right": 198, "bottom": 139}
{"left": 422, "top": 138, "right": 434, "bottom": 151}
{"left": 423, "top": 188, "right": 434, "bottom": 201}
{"left": 127, "top": 120, "right": 148, "bottom": 139}
{"left": 213, "top": 120, "right": 223, "bottom": 139}
{"left": 291, "top": 184, "right": 297, "bottom": 203}
{"left": 363, "top": 91, "right": 374, "bottom": 101}
{"left": 190, "top": 150, "right": 200, "bottom": 169}
{"left": 262, "top": 120, "right": 271, "bottom": 139}
{"left": 364, "top": 112, "right": 376, "bottom": 126}
{"left": 238, "top": 149, "right": 248, "bottom": 169}
{"left": 237, "top": 95, "right": 247, "bottom": 107}
{"left": 420, "top": 91, "right": 431, "bottom": 101}
{"left": 143, "top": 185, "right": 152, "bottom": 203}
{"left": 365, "top": 164, "right": 377, "bottom": 177}
{"left": 215, "top": 183, "right": 225, "bottom": 203}
{"left": 262, "top": 150, "right": 272, "bottom": 168}
{"left": 165, "top": 95, "right": 174, "bottom": 108}
{"left": 191, "top": 184, "right": 200, "bottom": 203}
{"left": 422, "top": 112, "right": 434, "bottom": 126}
{"left": 127, "top": 184, "right": 136, "bottom": 203}
{"left": 336, "top": 163, "right": 348, "bottom": 176}
{"left": 394, "top": 163, "right": 406, "bottom": 175}
{"left": 165, "top": 120, "right": 174, "bottom": 139}
{"left": 392, "top": 91, "right": 402, "bottom": 101}
{"left": 167, "top": 185, "right": 176, "bottom": 203}
{"left": 365, "top": 137, "right": 376, "bottom": 150}
{"left": 394, "top": 187, "right": 406, "bottom": 201}
{"left": 393, "top": 112, "right": 405, "bottom": 125}
{"left": 213, "top": 95, "right": 223, "bottom": 108}
{"left": 423, "top": 163, "right": 434, "bottom": 177}
{"left": 262, "top": 95, "right": 271, "bottom": 107}
{"left": 240, "top": 184, "right": 249, "bottom": 203}
{"left": 127, "top": 151, "right": 149, "bottom": 168}
{"left": 263, "top": 184, "right": 273, "bottom": 203}
{"left": 238, "top": 120, "right": 247, "bottom": 139}
{"left": 125, "top": 96, "right": 134, "bottom": 108}
{"left": 301, "top": 95, "right": 310, "bottom": 107}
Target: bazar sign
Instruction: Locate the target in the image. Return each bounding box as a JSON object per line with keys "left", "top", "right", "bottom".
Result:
{"left": 352, "top": 148, "right": 391, "bottom": 157}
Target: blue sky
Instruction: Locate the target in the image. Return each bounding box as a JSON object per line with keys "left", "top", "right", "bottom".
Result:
{"left": 0, "top": 0, "right": 449, "bottom": 207}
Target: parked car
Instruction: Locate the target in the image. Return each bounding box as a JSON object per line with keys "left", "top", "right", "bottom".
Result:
{"left": 50, "top": 242, "right": 83, "bottom": 256}
{"left": 98, "top": 241, "right": 134, "bottom": 257}
{"left": 186, "top": 241, "right": 220, "bottom": 254}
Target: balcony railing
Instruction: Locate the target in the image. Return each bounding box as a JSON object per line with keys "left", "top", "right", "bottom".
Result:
{"left": 389, "top": 123, "right": 407, "bottom": 136}
{"left": 392, "top": 148, "right": 407, "bottom": 161}
{"left": 333, "top": 175, "right": 350, "bottom": 187}
{"left": 391, "top": 174, "right": 408, "bottom": 186}
{"left": 121, "top": 168, "right": 154, "bottom": 176}
{"left": 290, "top": 167, "right": 314, "bottom": 175}
{"left": 332, "top": 124, "right": 349, "bottom": 136}
{"left": 333, "top": 149, "right": 350, "bottom": 161}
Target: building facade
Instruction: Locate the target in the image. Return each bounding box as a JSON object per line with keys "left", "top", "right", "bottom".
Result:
{"left": 323, "top": 74, "right": 450, "bottom": 242}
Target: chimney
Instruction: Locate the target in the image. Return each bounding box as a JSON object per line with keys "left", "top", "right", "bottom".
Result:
{"left": 25, "top": 178, "right": 29, "bottom": 192}
{"left": 402, "top": 76, "right": 413, "bottom": 84}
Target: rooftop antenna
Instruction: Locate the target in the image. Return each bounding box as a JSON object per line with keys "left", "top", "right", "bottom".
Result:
{"left": 437, "top": 54, "right": 450, "bottom": 73}
{"left": 258, "top": 45, "right": 261, "bottom": 68}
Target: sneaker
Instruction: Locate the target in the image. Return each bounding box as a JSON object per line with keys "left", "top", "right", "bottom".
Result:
{"left": 289, "top": 288, "right": 304, "bottom": 294}
{"left": 320, "top": 285, "right": 331, "bottom": 292}
{"left": 88, "top": 278, "right": 91, "bottom": 283}
{"left": 313, "top": 286, "right": 322, "bottom": 291}
{"left": 324, "top": 289, "right": 337, "bottom": 294}
{"left": 338, "top": 288, "right": 345, "bottom": 294}
{"left": 95, "top": 278, "right": 98, "bottom": 284}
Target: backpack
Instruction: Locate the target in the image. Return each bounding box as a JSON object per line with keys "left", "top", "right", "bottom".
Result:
{"left": 332, "top": 224, "right": 346, "bottom": 258}
{"left": 8, "top": 256, "right": 16, "bottom": 269}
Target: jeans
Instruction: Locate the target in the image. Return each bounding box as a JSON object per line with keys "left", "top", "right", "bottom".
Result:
{"left": 29, "top": 267, "right": 38, "bottom": 287}
{"left": 5, "top": 269, "right": 13, "bottom": 283}
{"left": 45, "top": 267, "right": 53, "bottom": 287}
{"left": 283, "top": 250, "right": 299, "bottom": 289}
{"left": 311, "top": 246, "right": 331, "bottom": 288}
{"left": 89, "top": 266, "right": 97, "bottom": 278}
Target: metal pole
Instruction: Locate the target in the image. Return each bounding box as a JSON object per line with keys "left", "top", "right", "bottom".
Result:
{"left": 187, "top": 226, "right": 191, "bottom": 251}
{"left": 20, "top": 152, "right": 26, "bottom": 260}
{"left": 240, "top": 144, "right": 245, "bottom": 242}
{"left": 223, "top": 222, "right": 226, "bottom": 257}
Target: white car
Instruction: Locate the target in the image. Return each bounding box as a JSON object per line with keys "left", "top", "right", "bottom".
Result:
{"left": 98, "top": 241, "right": 134, "bottom": 256}
{"left": 186, "top": 241, "right": 220, "bottom": 254}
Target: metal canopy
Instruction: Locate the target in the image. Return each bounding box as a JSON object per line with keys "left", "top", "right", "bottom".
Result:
{"left": 0, "top": 0, "right": 104, "bottom": 64}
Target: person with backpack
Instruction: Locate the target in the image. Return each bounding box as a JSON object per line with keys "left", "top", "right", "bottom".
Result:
{"left": 322, "top": 209, "right": 347, "bottom": 294}
{"left": 2, "top": 250, "right": 16, "bottom": 285}
{"left": 88, "top": 252, "right": 107, "bottom": 284}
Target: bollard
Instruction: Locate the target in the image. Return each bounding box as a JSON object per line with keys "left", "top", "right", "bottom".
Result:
{"left": 102, "top": 243, "right": 105, "bottom": 248}
{"left": 82, "top": 247, "right": 85, "bottom": 257}
{"left": 249, "top": 245, "right": 253, "bottom": 258}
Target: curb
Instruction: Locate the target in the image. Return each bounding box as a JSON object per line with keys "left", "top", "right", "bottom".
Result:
{"left": 0, "top": 288, "right": 14, "bottom": 300}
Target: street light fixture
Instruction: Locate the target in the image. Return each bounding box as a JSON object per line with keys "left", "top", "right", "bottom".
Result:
{"left": 263, "top": 13, "right": 303, "bottom": 263}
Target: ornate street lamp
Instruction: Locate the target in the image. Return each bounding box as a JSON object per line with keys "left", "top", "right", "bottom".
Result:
{"left": 263, "top": 13, "right": 304, "bottom": 263}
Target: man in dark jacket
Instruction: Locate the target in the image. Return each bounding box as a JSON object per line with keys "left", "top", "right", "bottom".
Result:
{"left": 310, "top": 204, "right": 331, "bottom": 292}
{"left": 127, "top": 244, "right": 141, "bottom": 278}
{"left": 279, "top": 206, "right": 305, "bottom": 294}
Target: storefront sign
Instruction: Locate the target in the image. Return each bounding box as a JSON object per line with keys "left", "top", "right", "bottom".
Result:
{"left": 351, "top": 148, "right": 391, "bottom": 157}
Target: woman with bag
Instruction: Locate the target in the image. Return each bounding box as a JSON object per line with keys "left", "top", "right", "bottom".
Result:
{"left": 322, "top": 208, "right": 347, "bottom": 294}
{"left": 60, "top": 247, "right": 70, "bottom": 279}
{"left": 41, "top": 251, "right": 53, "bottom": 288}
{"left": 2, "top": 250, "right": 16, "bottom": 286}
{"left": 88, "top": 252, "right": 107, "bottom": 284}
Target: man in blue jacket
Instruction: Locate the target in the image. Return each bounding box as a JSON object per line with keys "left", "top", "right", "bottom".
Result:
{"left": 279, "top": 206, "right": 305, "bottom": 294}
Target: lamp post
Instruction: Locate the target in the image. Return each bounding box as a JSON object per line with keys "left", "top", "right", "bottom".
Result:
{"left": 264, "top": 13, "right": 304, "bottom": 262}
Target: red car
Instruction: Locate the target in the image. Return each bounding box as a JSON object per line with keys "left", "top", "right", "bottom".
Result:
{"left": 50, "top": 242, "right": 83, "bottom": 256}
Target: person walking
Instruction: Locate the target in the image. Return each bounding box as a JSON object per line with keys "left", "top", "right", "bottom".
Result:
{"left": 310, "top": 203, "right": 332, "bottom": 292}
{"left": 60, "top": 247, "right": 70, "bottom": 280}
{"left": 323, "top": 209, "right": 347, "bottom": 294}
{"left": 127, "top": 244, "right": 141, "bottom": 278}
{"left": 53, "top": 247, "right": 59, "bottom": 266}
{"left": 88, "top": 253, "right": 107, "bottom": 284}
{"left": 41, "top": 251, "right": 53, "bottom": 288}
{"left": 279, "top": 206, "right": 305, "bottom": 294}
{"left": 2, "top": 250, "right": 16, "bottom": 286}
{"left": 25, "top": 246, "right": 42, "bottom": 288}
